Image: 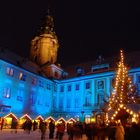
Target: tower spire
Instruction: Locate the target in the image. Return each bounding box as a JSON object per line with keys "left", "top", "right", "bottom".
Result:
{"left": 39, "top": 13, "right": 54, "bottom": 35}
{"left": 30, "top": 6, "right": 59, "bottom": 66}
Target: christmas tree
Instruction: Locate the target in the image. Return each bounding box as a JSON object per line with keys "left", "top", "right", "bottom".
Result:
{"left": 108, "top": 50, "right": 136, "bottom": 111}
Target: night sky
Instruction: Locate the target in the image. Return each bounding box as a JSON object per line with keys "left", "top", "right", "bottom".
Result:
{"left": 0, "top": 0, "right": 140, "bottom": 67}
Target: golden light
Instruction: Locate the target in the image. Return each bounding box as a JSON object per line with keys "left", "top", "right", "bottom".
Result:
{"left": 4, "top": 113, "right": 18, "bottom": 120}
{"left": 126, "top": 109, "right": 129, "bottom": 112}
{"left": 130, "top": 111, "right": 133, "bottom": 115}
{"left": 123, "top": 107, "right": 126, "bottom": 110}
{"left": 120, "top": 104, "right": 124, "bottom": 108}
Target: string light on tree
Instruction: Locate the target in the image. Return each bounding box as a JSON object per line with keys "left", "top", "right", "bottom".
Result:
{"left": 108, "top": 50, "right": 137, "bottom": 111}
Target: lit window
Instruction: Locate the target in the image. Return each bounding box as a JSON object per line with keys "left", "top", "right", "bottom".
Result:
{"left": 86, "top": 82, "right": 90, "bottom": 89}
{"left": 19, "top": 73, "right": 26, "bottom": 81}
{"left": 67, "top": 85, "right": 71, "bottom": 91}
{"left": 75, "top": 84, "right": 80, "bottom": 90}
{"left": 6, "top": 67, "right": 14, "bottom": 76}
{"left": 3, "top": 88, "right": 11, "bottom": 98}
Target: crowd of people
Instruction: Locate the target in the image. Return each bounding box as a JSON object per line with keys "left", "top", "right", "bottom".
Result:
{"left": 1, "top": 118, "right": 140, "bottom": 140}
{"left": 21, "top": 120, "right": 140, "bottom": 140}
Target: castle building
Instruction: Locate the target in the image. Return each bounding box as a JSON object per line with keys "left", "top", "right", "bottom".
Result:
{"left": 0, "top": 14, "right": 140, "bottom": 127}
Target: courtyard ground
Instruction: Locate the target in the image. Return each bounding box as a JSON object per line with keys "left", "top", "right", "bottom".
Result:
{"left": 0, "top": 129, "right": 84, "bottom": 140}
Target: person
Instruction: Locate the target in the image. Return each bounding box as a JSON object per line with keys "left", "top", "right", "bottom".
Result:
{"left": 11, "top": 119, "right": 18, "bottom": 133}
{"left": 115, "top": 122, "right": 125, "bottom": 140}
{"left": 32, "top": 120, "right": 38, "bottom": 131}
{"left": 23, "top": 120, "right": 32, "bottom": 134}
{"left": 0, "top": 118, "right": 4, "bottom": 130}
{"left": 57, "top": 122, "right": 65, "bottom": 140}
{"left": 49, "top": 120, "right": 55, "bottom": 139}
{"left": 40, "top": 121, "right": 47, "bottom": 140}
{"left": 127, "top": 122, "right": 140, "bottom": 140}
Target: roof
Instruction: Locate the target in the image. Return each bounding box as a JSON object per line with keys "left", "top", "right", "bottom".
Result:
{"left": 0, "top": 47, "right": 46, "bottom": 77}
{"left": 64, "top": 51, "right": 140, "bottom": 78}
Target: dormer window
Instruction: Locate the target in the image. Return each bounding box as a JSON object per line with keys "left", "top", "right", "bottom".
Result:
{"left": 76, "top": 67, "right": 84, "bottom": 76}
{"left": 91, "top": 63, "right": 109, "bottom": 72}
{"left": 19, "top": 72, "right": 26, "bottom": 81}
{"left": 6, "top": 67, "right": 14, "bottom": 76}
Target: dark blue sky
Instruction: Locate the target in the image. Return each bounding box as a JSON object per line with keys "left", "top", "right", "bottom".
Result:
{"left": 0, "top": 0, "right": 140, "bottom": 67}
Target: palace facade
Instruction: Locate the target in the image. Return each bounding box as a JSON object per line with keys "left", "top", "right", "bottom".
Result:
{"left": 0, "top": 14, "right": 140, "bottom": 127}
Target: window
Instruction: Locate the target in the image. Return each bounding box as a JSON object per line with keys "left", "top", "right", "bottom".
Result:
{"left": 75, "top": 84, "right": 80, "bottom": 90}
{"left": 54, "top": 84, "right": 57, "bottom": 92}
{"left": 97, "top": 93, "right": 104, "bottom": 105}
{"left": 3, "top": 88, "right": 11, "bottom": 98}
{"left": 84, "top": 96, "right": 91, "bottom": 106}
{"left": 45, "top": 101, "right": 50, "bottom": 107}
{"left": 17, "top": 90, "right": 23, "bottom": 101}
{"left": 75, "top": 98, "right": 79, "bottom": 108}
{"left": 6, "top": 67, "right": 14, "bottom": 76}
{"left": 30, "top": 93, "right": 36, "bottom": 105}
{"left": 97, "top": 81, "right": 104, "bottom": 89}
{"left": 39, "top": 80, "right": 44, "bottom": 88}
{"left": 67, "top": 85, "right": 71, "bottom": 91}
{"left": 47, "top": 83, "right": 51, "bottom": 90}
{"left": 19, "top": 73, "right": 26, "bottom": 81}
{"left": 137, "top": 76, "right": 140, "bottom": 83}
{"left": 86, "top": 82, "right": 90, "bottom": 89}
{"left": 52, "top": 97, "right": 56, "bottom": 108}
{"left": 60, "top": 85, "right": 64, "bottom": 92}
{"left": 31, "top": 78, "right": 37, "bottom": 85}
{"left": 76, "top": 67, "right": 84, "bottom": 76}
{"left": 38, "top": 100, "right": 42, "bottom": 105}
{"left": 111, "top": 78, "right": 115, "bottom": 88}
{"left": 54, "top": 71, "right": 58, "bottom": 78}
{"left": 66, "top": 98, "right": 71, "bottom": 108}
{"left": 59, "top": 97, "right": 63, "bottom": 108}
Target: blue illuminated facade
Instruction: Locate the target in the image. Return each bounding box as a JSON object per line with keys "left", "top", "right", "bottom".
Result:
{"left": 0, "top": 53, "right": 140, "bottom": 122}
{"left": 0, "top": 58, "right": 53, "bottom": 118}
